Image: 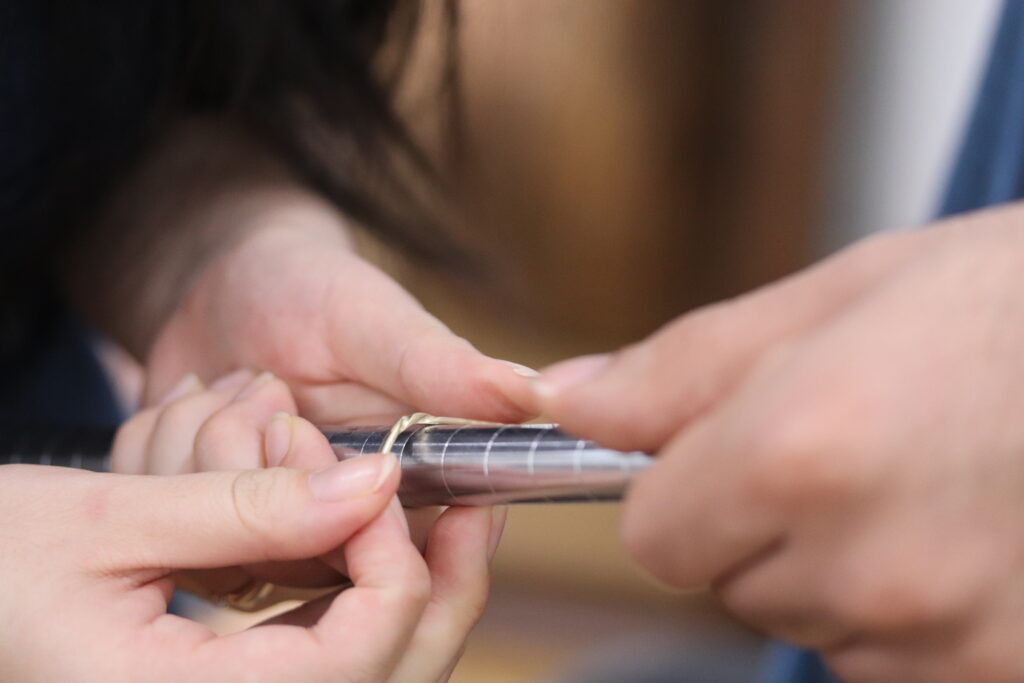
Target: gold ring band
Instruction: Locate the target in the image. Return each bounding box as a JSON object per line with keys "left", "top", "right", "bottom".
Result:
{"left": 380, "top": 412, "right": 500, "bottom": 456}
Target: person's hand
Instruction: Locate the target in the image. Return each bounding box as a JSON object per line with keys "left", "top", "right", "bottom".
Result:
{"left": 129, "top": 197, "right": 533, "bottom": 567}
{"left": 536, "top": 204, "right": 1024, "bottom": 682}
{"left": 62, "top": 120, "right": 537, "bottom": 427}
{"left": 113, "top": 367, "right": 507, "bottom": 607}
{"left": 143, "top": 210, "right": 536, "bottom": 426}
{"left": 0, "top": 455, "right": 501, "bottom": 681}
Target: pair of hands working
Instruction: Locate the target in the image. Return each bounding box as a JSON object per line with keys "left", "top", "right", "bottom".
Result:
{"left": 5, "top": 138, "right": 1024, "bottom": 681}
{"left": 2, "top": 205, "right": 532, "bottom": 682}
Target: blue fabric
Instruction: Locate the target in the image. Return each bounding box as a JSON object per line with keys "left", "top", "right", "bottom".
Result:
{"left": 0, "top": 311, "right": 121, "bottom": 427}
{"left": 756, "top": 643, "right": 841, "bottom": 683}
{"left": 759, "top": 3, "right": 1023, "bottom": 682}
{"left": 941, "top": 1, "right": 1024, "bottom": 214}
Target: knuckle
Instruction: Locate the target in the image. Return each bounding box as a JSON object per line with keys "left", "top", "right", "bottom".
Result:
{"left": 110, "top": 409, "right": 156, "bottom": 473}
{"left": 433, "top": 578, "right": 488, "bottom": 637}
{"left": 401, "top": 565, "right": 433, "bottom": 609}
{"left": 460, "top": 586, "right": 489, "bottom": 627}
{"left": 658, "top": 300, "right": 730, "bottom": 344}
{"left": 261, "top": 377, "right": 298, "bottom": 408}
{"left": 620, "top": 493, "right": 683, "bottom": 586}
{"left": 229, "top": 469, "right": 290, "bottom": 552}
{"left": 620, "top": 500, "right": 657, "bottom": 566}
{"left": 194, "top": 413, "right": 249, "bottom": 468}
{"left": 829, "top": 566, "right": 959, "bottom": 632}
{"left": 747, "top": 407, "right": 865, "bottom": 507}
{"left": 194, "top": 413, "right": 234, "bottom": 451}
{"left": 375, "top": 564, "right": 432, "bottom": 620}
{"left": 641, "top": 305, "right": 732, "bottom": 381}
{"left": 155, "top": 394, "right": 208, "bottom": 432}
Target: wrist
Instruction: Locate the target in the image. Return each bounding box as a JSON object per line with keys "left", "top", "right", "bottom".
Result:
{"left": 60, "top": 119, "right": 352, "bottom": 358}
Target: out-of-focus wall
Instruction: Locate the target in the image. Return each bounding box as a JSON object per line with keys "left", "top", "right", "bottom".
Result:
{"left": 821, "top": 0, "right": 1001, "bottom": 251}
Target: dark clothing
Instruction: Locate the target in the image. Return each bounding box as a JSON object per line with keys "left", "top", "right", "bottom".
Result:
{"left": 0, "top": 3, "right": 165, "bottom": 426}
{"left": 0, "top": 3, "right": 171, "bottom": 426}
{"left": 0, "top": 312, "right": 121, "bottom": 426}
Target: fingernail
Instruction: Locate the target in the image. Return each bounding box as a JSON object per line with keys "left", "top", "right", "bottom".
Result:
{"left": 388, "top": 495, "right": 410, "bottom": 534}
{"left": 235, "top": 371, "right": 275, "bottom": 400}
{"left": 159, "top": 373, "right": 203, "bottom": 405}
{"left": 534, "top": 354, "right": 612, "bottom": 399}
{"left": 487, "top": 505, "right": 508, "bottom": 561}
{"left": 265, "top": 413, "right": 293, "bottom": 466}
{"left": 210, "top": 368, "right": 255, "bottom": 391}
{"left": 498, "top": 360, "right": 540, "bottom": 378}
{"left": 308, "top": 452, "right": 397, "bottom": 502}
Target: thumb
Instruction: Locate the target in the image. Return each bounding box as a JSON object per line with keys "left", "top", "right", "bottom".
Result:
{"left": 323, "top": 257, "right": 540, "bottom": 422}
{"left": 90, "top": 452, "right": 399, "bottom": 571}
{"left": 534, "top": 231, "right": 922, "bottom": 452}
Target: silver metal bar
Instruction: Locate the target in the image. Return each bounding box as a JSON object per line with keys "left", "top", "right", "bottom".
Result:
{"left": 328, "top": 423, "right": 651, "bottom": 506}
{"left": 0, "top": 424, "right": 653, "bottom": 507}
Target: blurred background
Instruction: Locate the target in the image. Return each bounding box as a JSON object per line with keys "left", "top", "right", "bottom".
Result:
{"left": 172, "top": 1, "right": 1003, "bottom": 681}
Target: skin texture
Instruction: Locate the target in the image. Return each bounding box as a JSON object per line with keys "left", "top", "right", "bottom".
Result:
{"left": 538, "top": 203, "right": 1024, "bottom": 683}
{"left": 0, "top": 443, "right": 503, "bottom": 682}
{"left": 141, "top": 212, "right": 537, "bottom": 427}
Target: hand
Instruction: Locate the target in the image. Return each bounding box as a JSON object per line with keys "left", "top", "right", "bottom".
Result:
{"left": 113, "top": 367, "right": 507, "bottom": 607}
{"left": 0, "top": 457, "right": 501, "bottom": 681}
{"left": 136, "top": 201, "right": 533, "bottom": 565}
{"left": 536, "top": 204, "right": 1024, "bottom": 682}
{"left": 143, "top": 211, "right": 536, "bottom": 426}
{"left": 61, "top": 119, "right": 537, "bottom": 426}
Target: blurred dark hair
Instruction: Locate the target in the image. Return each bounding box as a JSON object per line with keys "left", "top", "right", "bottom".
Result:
{"left": 1, "top": 0, "right": 459, "bottom": 360}
{"left": 42, "top": 0, "right": 456, "bottom": 259}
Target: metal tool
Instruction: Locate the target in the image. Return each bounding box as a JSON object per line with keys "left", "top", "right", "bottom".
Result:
{"left": 0, "top": 422, "right": 652, "bottom": 506}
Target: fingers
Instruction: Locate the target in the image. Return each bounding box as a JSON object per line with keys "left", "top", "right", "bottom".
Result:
{"left": 89, "top": 452, "right": 399, "bottom": 571}
{"left": 192, "top": 372, "right": 298, "bottom": 470}
{"left": 145, "top": 369, "right": 255, "bottom": 474}
{"left": 110, "top": 407, "right": 159, "bottom": 475}
{"left": 535, "top": 230, "right": 925, "bottom": 452}
{"left": 267, "top": 414, "right": 338, "bottom": 470}
{"left": 321, "top": 256, "right": 539, "bottom": 423}
{"left": 116, "top": 375, "right": 385, "bottom": 591}
{"left": 275, "top": 411, "right": 443, "bottom": 566}
{"left": 712, "top": 542, "right": 852, "bottom": 648}
{"left": 618, "top": 409, "right": 788, "bottom": 591}
{"left": 272, "top": 415, "right": 444, "bottom": 578}
{"left": 255, "top": 508, "right": 502, "bottom": 682}
{"left": 309, "top": 497, "right": 431, "bottom": 679}
{"left": 187, "top": 497, "right": 430, "bottom": 681}
{"left": 112, "top": 373, "right": 221, "bottom": 474}
{"left": 388, "top": 506, "right": 501, "bottom": 683}
{"left": 617, "top": 333, "right": 873, "bottom": 590}
{"left": 243, "top": 416, "right": 354, "bottom": 585}
{"left": 112, "top": 370, "right": 300, "bottom": 476}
